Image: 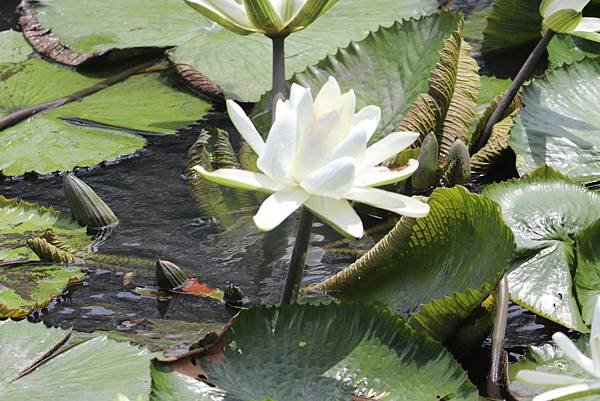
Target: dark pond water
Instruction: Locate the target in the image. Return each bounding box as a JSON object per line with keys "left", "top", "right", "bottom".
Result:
{"left": 0, "top": 0, "right": 561, "bottom": 391}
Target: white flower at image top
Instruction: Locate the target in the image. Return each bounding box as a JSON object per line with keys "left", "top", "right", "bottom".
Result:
{"left": 517, "top": 297, "right": 600, "bottom": 401}
{"left": 194, "top": 77, "right": 430, "bottom": 239}
{"left": 184, "top": 0, "right": 338, "bottom": 36}
{"left": 540, "top": 0, "right": 600, "bottom": 41}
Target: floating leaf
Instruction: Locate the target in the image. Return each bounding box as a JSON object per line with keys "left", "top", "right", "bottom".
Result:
{"left": 0, "top": 30, "right": 33, "bottom": 64}
{"left": 484, "top": 168, "right": 600, "bottom": 331}
{"left": 0, "top": 319, "right": 151, "bottom": 400}
{"left": 510, "top": 58, "right": 600, "bottom": 184}
{"left": 307, "top": 187, "right": 515, "bottom": 342}
{"left": 152, "top": 303, "right": 478, "bottom": 401}
{"left": 478, "top": 76, "right": 512, "bottom": 105}
{"left": 174, "top": 278, "right": 224, "bottom": 301}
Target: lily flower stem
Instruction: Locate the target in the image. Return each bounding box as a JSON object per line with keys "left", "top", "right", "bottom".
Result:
{"left": 281, "top": 208, "right": 314, "bottom": 304}
{"left": 487, "top": 275, "right": 509, "bottom": 399}
{"left": 472, "top": 29, "right": 555, "bottom": 153}
{"left": 271, "top": 35, "right": 288, "bottom": 117}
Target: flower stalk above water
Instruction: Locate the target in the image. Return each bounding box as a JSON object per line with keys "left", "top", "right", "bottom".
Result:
{"left": 517, "top": 298, "right": 600, "bottom": 401}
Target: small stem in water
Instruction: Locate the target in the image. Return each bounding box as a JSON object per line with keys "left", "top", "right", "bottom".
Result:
{"left": 472, "top": 30, "right": 555, "bottom": 154}
{"left": 281, "top": 208, "right": 314, "bottom": 304}
{"left": 271, "top": 35, "right": 288, "bottom": 119}
{"left": 487, "top": 275, "right": 509, "bottom": 399}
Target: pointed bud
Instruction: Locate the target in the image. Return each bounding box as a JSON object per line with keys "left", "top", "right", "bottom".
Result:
{"left": 412, "top": 132, "right": 439, "bottom": 191}
{"left": 27, "top": 237, "right": 77, "bottom": 264}
{"left": 443, "top": 139, "right": 471, "bottom": 187}
{"left": 224, "top": 284, "right": 246, "bottom": 307}
{"left": 64, "top": 173, "right": 118, "bottom": 229}
{"left": 155, "top": 260, "right": 189, "bottom": 290}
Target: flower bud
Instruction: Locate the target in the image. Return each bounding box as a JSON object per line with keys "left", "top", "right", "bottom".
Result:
{"left": 64, "top": 173, "right": 118, "bottom": 229}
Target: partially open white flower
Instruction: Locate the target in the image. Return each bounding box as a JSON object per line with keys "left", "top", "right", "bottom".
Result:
{"left": 184, "top": 0, "right": 338, "bottom": 36}
{"left": 194, "top": 77, "right": 430, "bottom": 238}
{"left": 540, "top": 0, "right": 600, "bottom": 41}
{"left": 517, "top": 297, "right": 600, "bottom": 401}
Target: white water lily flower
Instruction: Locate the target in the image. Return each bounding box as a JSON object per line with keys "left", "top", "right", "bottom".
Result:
{"left": 184, "top": 0, "right": 338, "bottom": 36}
{"left": 517, "top": 298, "right": 600, "bottom": 401}
{"left": 194, "top": 77, "right": 430, "bottom": 239}
{"left": 540, "top": 0, "right": 600, "bottom": 41}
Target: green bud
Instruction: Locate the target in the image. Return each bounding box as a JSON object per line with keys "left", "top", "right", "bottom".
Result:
{"left": 412, "top": 132, "right": 439, "bottom": 191}
{"left": 155, "top": 260, "right": 189, "bottom": 290}
{"left": 443, "top": 139, "right": 471, "bottom": 187}
{"left": 64, "top": 173, "right": 118, "bottom": 228}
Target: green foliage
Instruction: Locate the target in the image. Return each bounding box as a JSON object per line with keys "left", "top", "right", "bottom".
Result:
{"left": 150, "top": 303, "right": 478, "bottom": 401}
{"left": 307, "top": 187, "right": 515, "bottom": 342}
{"left": 0, "top": 320, "right": 151, "bottom": 400}
{"left": 510, "top": 58, "right": 600, "bottom": 184}
{"left": 484, "top": 167, "right": 600, "bottom": 331}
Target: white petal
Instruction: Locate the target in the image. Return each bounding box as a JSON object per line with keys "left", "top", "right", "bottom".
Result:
{"left": 258, "top": 104, "right": 298, "bottom": 184}
{"left": 576, "top": 17, "right": 600, "bottom": 32}
{"left": 360, "top": 131, "right": 420, "bottom": 171}
{"left": 346, "top": 187, "right": 430, "bottom": 218}
{"left": 305, "top": 196, "right": 363, "bottom": 238}
{"left": 591, "top": 297, "right": 600, "bottom": 373}
{"left": 553, "top": 332, "right": 597, "bottom": 377}
{"left": 516, "top": 370, "right": 586, "bottom": 386}
{"left": 314, "top": 77, "right": 342, "bottom": 116}
{"left": 337, "top": 89, "right": 356, "bottom": 138}
{"left": 253, "top": 187, "right": 309, "bottom": 231}
{"left": 226, "top": 99, "right": 265, "bottom": 155}
{"left": 291, "top": 110, "right": 342, "bottom": 181}
{"left": 532, "top": 382, "right": 600, "bottom": 401}
{"left": 289, "top": 83, "right": 315, "bottom": 142}
{"left": 300, "top": 157, "right": 356, "bottom": 199}
{"left": 544, "top": 0, "right": 589, "bottom": 17}
{"left": 186, "top": 0, "right": 252, "bottom": 27}
{"left": 193, "top": 165, "right": 279, "bottom": 193}
{"left": 352, "top": 105, "right": 381, "bottom": 141}
{"left": 327, "top": 126, "right": 368, "bottom": 164}
{"left": 354, "top": 159, "right": 419, "bottom": 187}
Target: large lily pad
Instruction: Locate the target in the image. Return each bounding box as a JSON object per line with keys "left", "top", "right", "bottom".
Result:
{"left": 307, "top": 186, "right": 515, "bottom": 342}
{"left": 510, "top": 59, "right": 600, "bottom": 185}
{"left": 0, "top": 30, "right": 33, "bottom": 64}
{"left": 484, "top": 170, "right": 600, "bottom": 332}
{"left": 0, "top": 319, "right": 151, "bottom": 400}
{"left": 152, "top": 303, "right": 478, "bottom": 401}
{"left": 0, "top": 33, "right": 212, "bottom": 176}
{"left": 252, "top": 12, "right": 462, "bottom": 142}
{"left": 0, "top": 196, "right": 91, "bottom": 317}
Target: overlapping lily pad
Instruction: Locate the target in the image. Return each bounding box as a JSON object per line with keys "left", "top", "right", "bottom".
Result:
{"left": 307, "top": 186, "right": 515, "bottom": 342}
{"left": 0, "top": 319, "right": 151, "bottom": 401}
{"left": 0, "top": 196, "right": 91, "bottom": 317}
{"left": 0, "top": 30, "right": 212, "bottom": 177}
{"left": 510, "top": 58, "right": 600, "bottom": 184}
{"left": 20, "top": 0, "right": 438, "bottom": 102}
{"left": 484, "top": 169, "right": 600, "bottom": 332}
{"left": 152, "top": 303, "right": 478, "bottom": 401}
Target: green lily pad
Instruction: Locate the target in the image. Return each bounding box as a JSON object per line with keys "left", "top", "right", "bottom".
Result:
{"left": 0, "top": 196, "right": 89, "bottom": 262}
{"left": 0, "top": 46, "right": 212, "bottom": 176}
{"left": 308, "top": 186, "right": 515, "bottom": 342}
{"left": 0, "top": 319, "right": 151, "bottom": 400}
{"left": 0, "top": 196, "right": 91, "bottom": 317}
{"left": 478, "top": 75, "right": 512, "bottom": 105}
{"left": 170, "top": 0, "right": 438, "bottom": 101}
{"left": 510, "top": 59, "right": 600, "bottom": 185}
{"left": 19, "top": 0, "right": 207, "bottom": 64}
{"left": 484, "top": 169, "right": 600, "bottom": 332}
{"left": 253, "top": 12, "right": 462, "bottom": 142}
{"left": 151, "top": 303, "right": 478, "bottom": 401}
{"left": 547, "top": 33, "right": 600, "bottom": 68}
{"left": 0, "top": 30, "right": 33, "bottom": 64}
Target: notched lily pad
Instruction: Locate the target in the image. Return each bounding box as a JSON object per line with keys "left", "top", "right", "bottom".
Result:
{"left": 153, "top": 303, "right": 478, "bottom": 401}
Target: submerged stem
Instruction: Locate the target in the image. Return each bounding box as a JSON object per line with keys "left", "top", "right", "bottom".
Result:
{"left": 487, "top": 275, "right": 509, "bottom": 399}
{"left": 271, "top": 35, "right": 287, "bottom": 119}
{"left": 281, "top": 208, "right": 314, "bottom": 304}
{"left": 472, "top": 30, "right": 555, "bottom": 153}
